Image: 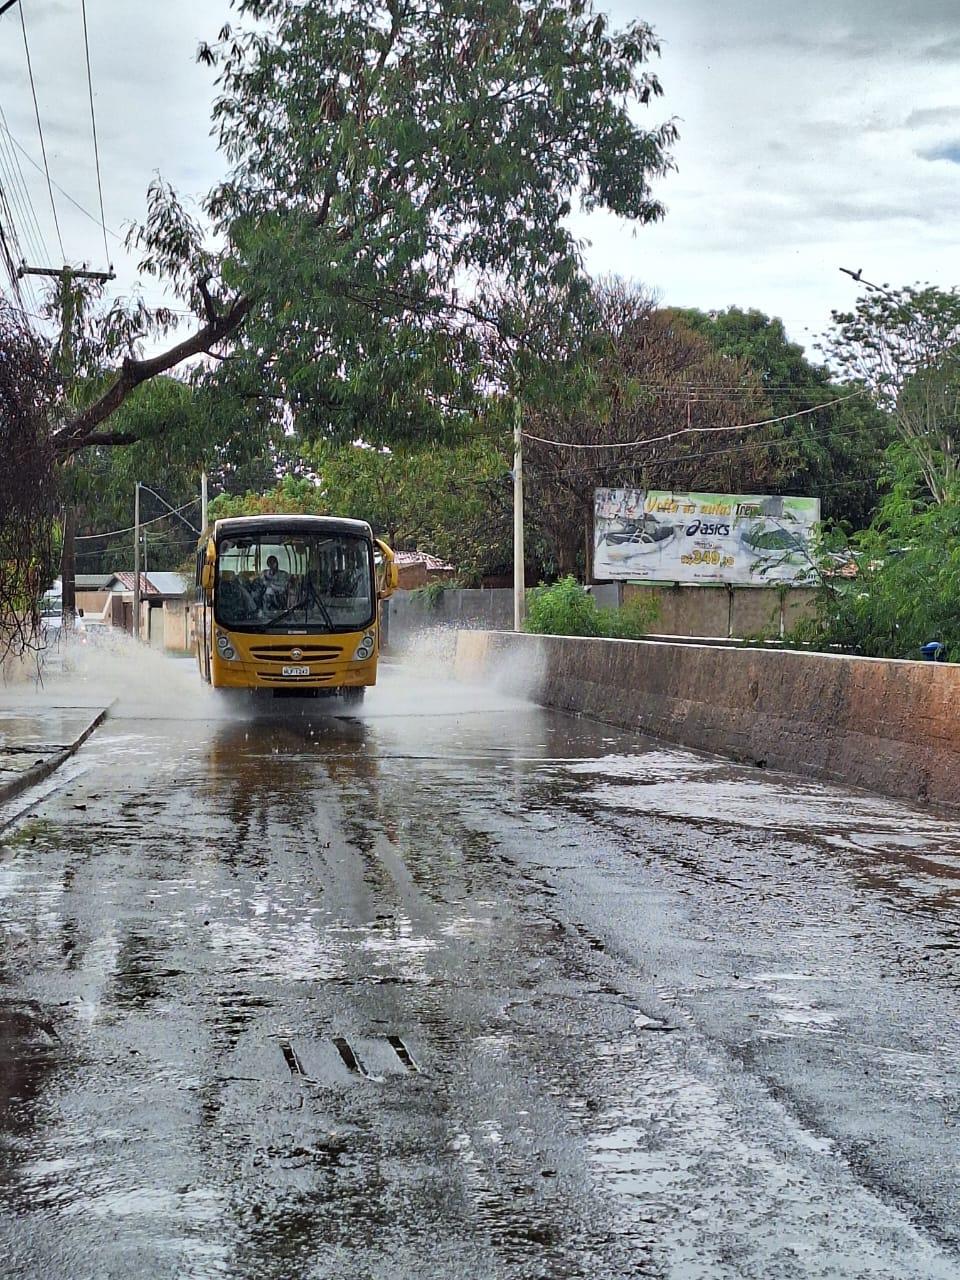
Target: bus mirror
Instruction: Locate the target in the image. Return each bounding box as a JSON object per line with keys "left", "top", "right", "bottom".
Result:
{"left": 201, "top": 539, "right": 216, "bottom": 593}
{"left": 376, "top": 541, "right": 398, "bottom": 598}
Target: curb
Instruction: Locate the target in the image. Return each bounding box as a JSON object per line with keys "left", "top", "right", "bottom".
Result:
{"left": 0, "top": 705, "right": 111, "bottom": 809}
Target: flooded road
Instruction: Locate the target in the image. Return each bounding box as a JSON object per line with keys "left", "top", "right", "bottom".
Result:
{"left": 1, "top": 656, "right": 959, "bottom": 1278}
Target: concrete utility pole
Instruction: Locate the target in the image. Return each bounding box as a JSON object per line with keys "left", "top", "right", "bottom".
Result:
{"left": 513, "top": 395, "right": 525, "bottom": 631}
{"left": 19, "top": 263, "right": 114, "bottom": 629}
{"left": 133, "top": 481, "right": 141, "bottom": 640}
{"left": 201, "top": 470, "right": 208, "bottom": 532}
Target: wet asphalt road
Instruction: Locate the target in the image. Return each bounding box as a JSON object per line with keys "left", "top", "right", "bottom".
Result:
{"left": 1, "top": 656, "right": 960, "bottom": 1279}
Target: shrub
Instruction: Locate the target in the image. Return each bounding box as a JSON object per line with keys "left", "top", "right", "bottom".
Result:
{"left": 523, "top": 576, "right": 658, "bottom": 639}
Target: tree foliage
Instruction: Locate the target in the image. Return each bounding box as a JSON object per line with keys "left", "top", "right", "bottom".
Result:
{"left": 516, "top": 281, "right": 787, "bottom": 577}
{"left": 795, "top": 446, "right": 960, "bottom": 660}
{"left": 823, "top": 284, "right": 960, "bottom": 505}
{"left": 64, "top": 0, "right": 677, "bottom": 454}
{"left": 210, "top": 431, "right": 513, "bottom": 584}
{"left": 678, "top": 306, "right": 889, "bottom": 528}
{"left": 0, "top": 305, "right": 60, "bottom": 658}
{"left": 69, "top": 375, "right": 279, "bottom": 574}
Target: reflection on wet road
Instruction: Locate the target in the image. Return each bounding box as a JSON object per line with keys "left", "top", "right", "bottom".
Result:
{"left": 1, "top": 660, "right": 959, "bottom": 1278}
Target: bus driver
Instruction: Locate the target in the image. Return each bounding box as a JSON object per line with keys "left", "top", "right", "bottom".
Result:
{"left": 260, "top": 555, "right": 290, "bottom": 609}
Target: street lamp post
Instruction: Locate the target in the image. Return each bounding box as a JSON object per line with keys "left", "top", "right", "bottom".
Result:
{"left": 132, "top": 482, "right": 141, "bottom": 640}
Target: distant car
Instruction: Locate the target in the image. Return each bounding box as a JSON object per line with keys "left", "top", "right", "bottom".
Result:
{"left": 39, "top": 594, "right": 62, "bottom": 643}
{"left": 39, "top": 598, "right": 89, "bottom": 645}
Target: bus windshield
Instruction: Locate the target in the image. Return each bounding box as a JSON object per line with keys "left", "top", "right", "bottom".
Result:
{"left": 215, "top": 530, "right": 374, "bottom": 633}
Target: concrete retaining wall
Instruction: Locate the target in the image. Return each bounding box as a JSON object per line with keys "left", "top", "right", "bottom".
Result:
{"left": 386, "top": 586, "right": 620, "bottom": 647}
{"left": 387, "top": 583, "right": 818, "bottom": 648}
{"left": 454, "top": 630, "right": 960, "bottom": 808}
{"left": 623, "top": 583, "right": 819, "bottom": 639}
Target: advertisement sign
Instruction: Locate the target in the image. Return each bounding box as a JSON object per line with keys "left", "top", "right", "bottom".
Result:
{"left": 593, "top": 489, "right": 821, "bottom": 585}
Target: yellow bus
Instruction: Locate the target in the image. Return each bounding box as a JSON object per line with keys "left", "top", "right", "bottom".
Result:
{"left": 194, "top": 515, "right": 397, "bottom": 701}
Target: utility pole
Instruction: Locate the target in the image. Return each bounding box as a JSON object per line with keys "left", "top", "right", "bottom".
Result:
{"left": 513, "top": 395, "right": 525, "bottom": 631}
{"left": 133, "top": 481, "right": 141, "bottom": 640}
{"left": 19, "top": 263, "right": 114, "bottom": 629}
{"left": 201, "top": 470, "right": 208, "bottom": 532}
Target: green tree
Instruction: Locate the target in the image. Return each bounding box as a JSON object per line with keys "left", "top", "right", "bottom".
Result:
{"left": 60, "top": 0, "right": 677, "bottom": 454}
{"left": 515, "top": 282, "right": 785, "bottom": 578}
{"left": 212, "top": 431, "right": 513, "bottom": 584}
{"left": 796, "top": 446, "right": 960, "bottom": 660}
{"left": 6, "top": 1, "right": 680, "bottom": 656}
{"left": 677, "top": 306, "right": 889, "bottom": 528}
{"left": 310, "top": 436, "right": 512, "bottom": 583}
{"left": 823, "top": 284, "right": 960, "bottom": 505}
{"left": 69, "top": 375, "right": 278, "bottom": 574}
{"left": 0, "top": 307, "right": 59, "bottom": 657}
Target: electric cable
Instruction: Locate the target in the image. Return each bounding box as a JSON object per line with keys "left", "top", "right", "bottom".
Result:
{"left": 80, "top": 0, "right": 110, "bottom": 268}
{"left": 18, "top": 1, "right": 65, "bottom": 261}
{"left": 521, "top": 391, "right": 866, "bottom": 451}
{"left": 542, "top": 423, "right": 888, "bottom": 480}
{"left": 0, "top": 115, "right": 121, "bottom": 242}
{"left": 0, "top": 107, "right": 46, "bottom": 257}
{"left": 0, "top": 103, "right": 49, "bottom": 312}
{"left": 75, "top": 499, "right": 201, "bottom": 541}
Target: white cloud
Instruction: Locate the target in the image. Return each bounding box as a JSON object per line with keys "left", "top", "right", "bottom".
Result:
{"left": 1, "top": 0, "right": 959, "bottom": 356}
{"left": 577, "top": 0, "right": 960, "bottom": 347}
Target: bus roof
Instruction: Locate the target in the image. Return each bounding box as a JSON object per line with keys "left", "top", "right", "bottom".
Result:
{"left": 212, "top": 514, "right": 374, "bottom": 541}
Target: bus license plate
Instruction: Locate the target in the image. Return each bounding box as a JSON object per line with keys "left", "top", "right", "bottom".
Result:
{"left": 282, "top": 665, "right": 310, "bottom": 677}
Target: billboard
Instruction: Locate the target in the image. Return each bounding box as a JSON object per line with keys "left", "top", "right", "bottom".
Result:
{"left": 593, "top": 489, "right": 821, "bottom": 586}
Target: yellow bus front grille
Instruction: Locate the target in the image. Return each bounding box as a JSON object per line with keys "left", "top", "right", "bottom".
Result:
{"left": 255, "top": 670, "right": 337, "bottom": 682}
{"left": 249, "top": 645, "right": 343, "bottom": 662}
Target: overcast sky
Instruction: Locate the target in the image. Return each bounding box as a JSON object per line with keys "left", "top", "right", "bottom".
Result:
{"left": 1, "top": 1, "right": 958, "bottom": 352}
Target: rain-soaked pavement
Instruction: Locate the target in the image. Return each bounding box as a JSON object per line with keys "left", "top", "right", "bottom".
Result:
{"left": 1, "top": 646, "right": 960, "bottom": 1279}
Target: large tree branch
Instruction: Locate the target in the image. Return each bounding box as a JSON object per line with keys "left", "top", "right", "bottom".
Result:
{"left": 53, "top": 295, "right": 253, "bottom": 458}
{"left": 75, "top": 431, "right": 140, "bottom": 448}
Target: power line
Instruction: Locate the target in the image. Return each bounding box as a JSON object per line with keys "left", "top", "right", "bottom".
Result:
{"left": 0, "top": 115, "right": 121, "bottom": 242}
{"left": 0, "top": 101, "right": 50, "bottom": 292}
{"left": 546, "top": 424, "right": 887, "bottom": 480}
{"left": 19, "top": 1, "right": 64, "bottom": 261}
{"left": 75, "top": 499, "right": 200, "bottom": 542}
{"left": 521, "top": 391, "right": 866, "bottom": 451}
{"left": 80, "top": 0, "right": 110, "bottom": 268}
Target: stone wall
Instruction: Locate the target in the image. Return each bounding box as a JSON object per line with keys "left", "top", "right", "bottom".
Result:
{"left": 622, "top": 583, "right": 818, "bottom": 639}
{"left": 454, "top": 630, "right": 960, "bottom": 808}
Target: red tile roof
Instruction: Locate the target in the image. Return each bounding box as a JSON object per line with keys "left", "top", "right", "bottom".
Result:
{"left": 111, "top": 572, "right": 159, "bottom": 595}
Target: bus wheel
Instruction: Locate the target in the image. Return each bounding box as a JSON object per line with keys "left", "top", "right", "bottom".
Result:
{"left": 341, "top": 687, "right": 365, "bottom": 707}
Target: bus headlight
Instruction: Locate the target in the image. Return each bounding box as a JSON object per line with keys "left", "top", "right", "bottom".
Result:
{"left": 353, "top": 633, "right": 375, "bottom": 661}
{"left": 216, "top": 632, "right": 237, "bottom": 661}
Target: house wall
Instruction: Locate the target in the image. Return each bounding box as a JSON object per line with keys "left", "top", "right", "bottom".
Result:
{"left": 162, "top": 600, "right": 191, "bottom": 652}
{"left": 75, "top": 590, "right": 111, "bottom": 617}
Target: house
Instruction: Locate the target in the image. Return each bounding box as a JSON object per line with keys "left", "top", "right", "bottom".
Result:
{"left": 72, "top": 572, "right": 191, "bottom": 650}
{"left": 106, "top": 572, "right": 191, "bottom": 651}
{"left": 392, "top": 550, "right": 456, "bottom": 590}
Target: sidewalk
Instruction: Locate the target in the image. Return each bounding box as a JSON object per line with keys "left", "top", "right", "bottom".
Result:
{"left": 0, "top": 679, "right": 112, "bottom": 807}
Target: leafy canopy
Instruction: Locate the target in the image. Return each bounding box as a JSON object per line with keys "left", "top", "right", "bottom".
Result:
{"left": 823, "top": 284, "right": 960, "bottom": 505}
{"left": 796, "top": 446, "right": 960, "bottom": 661}
{"left": 106, "top": 0, "right": 677, "bottom": 451}
{"left": 678, "top": 306, "right": 889, "bottom": 528}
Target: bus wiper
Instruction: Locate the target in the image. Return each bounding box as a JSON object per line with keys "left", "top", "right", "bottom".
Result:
{"left": 269, "top": 586, "right": 335, "bottom": 632}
